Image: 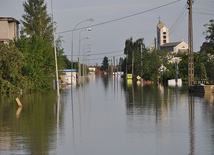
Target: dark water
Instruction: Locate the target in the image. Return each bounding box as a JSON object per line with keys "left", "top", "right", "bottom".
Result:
{"left": 0, "top": 75, "right": 214, "bottom": 155}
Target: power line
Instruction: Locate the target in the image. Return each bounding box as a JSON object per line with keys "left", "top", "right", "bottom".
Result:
{"left": 169, "top": 3, "right": 187, "bottom": 35}
{"left": 193, "top": 11, "right": 214, "bottom": 15}
{"left": 56, "top": 0, "right": 181, "bottom": 34}
{"left": 66, "top": 49, "right": 124, "bottom": 57}
{"left": 88, "top": 50, "right": 123, "bottom": 56}
{"left": 193, "top": 0, "right": 214, "bottom": 15}
{"left": 194, "top": 0, "right": 214, "bottom": 9}
{"left": 88, "top": 54, "right": 125, "bottom": 61}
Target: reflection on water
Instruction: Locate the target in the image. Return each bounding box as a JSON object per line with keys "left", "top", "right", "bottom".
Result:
{"left": 0, "top": 92, "right": 58, "bottom": 154}
{"left": 0, "top": 75, "right": 214, "bottom": 155}
{"left": 188, "top": 96, "right": 195, "bottom": 155}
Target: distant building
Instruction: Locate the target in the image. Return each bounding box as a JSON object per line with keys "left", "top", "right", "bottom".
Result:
{"left": 60, "top": 69, "right": 77, "bottom": 84}
{"left": 88, "top": 67, "right": 96, "bottom": 72}
{"left": 0, "top": 17, "right": 20, "bottom": 45}
{"left": 157, "top": 20, "right": 188, "bottom": 54}
{"left": 157, "top": 20, "right": 170, "bottom": 49}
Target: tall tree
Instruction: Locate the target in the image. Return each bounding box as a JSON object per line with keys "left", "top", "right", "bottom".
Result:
{"left": 16, "top": 0, "right": 59, "bottom": 91}
{"left": 141, "top": 51, "right": 161, "bottom": 83}
{"left": 201, "top": 19, "right": 214, "bottom": 55}
{"left": 124, "top": 37, "right": 145, "bottom": 77}
{"left": 204, "top": 19, "right": 214, "bottom": 43}
{"left": 16, "top": 36, "right": 56, "bottom": 91}
{"left": 101, "top": 56, "right": 109, "bottom": 72}
{"left": 124, "top": 37, "right": 133, "bottom": 74}
{"left": 21, "top": 0, "right": 53, "bottom": 42}
{"left": 201, "top": 19, "right": 214, "bottom": 83}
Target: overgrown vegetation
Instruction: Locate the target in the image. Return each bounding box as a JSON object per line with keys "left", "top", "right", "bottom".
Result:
{"left": 0, "top": 0, "right": 67, "bottom": 94}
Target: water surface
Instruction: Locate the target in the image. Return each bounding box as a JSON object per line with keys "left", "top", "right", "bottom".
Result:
{"left": 0, "top": 75, "right": 214, "bottom": 155}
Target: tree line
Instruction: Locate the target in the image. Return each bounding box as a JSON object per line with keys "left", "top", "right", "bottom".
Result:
{"left": 100, "top": 19, "right": 214, "bottom": 84}
{"left": 0, "top": 0, "right": 70, "bottom": 94}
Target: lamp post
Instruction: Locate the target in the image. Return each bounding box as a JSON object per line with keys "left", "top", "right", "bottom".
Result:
{"left": 78, "top": 36, "right": 90, "bottom": 79}
{"left": 83, "top": 50, "right": 91, "bottom": 78}
{"left": 71, "top": 19, "right": 94, "bottom": 70}
{"left": 82, "top": 44, "right": 91, "bottom": 77}
{"left": 78, "top": 28, "right": 92, "bottom": 80}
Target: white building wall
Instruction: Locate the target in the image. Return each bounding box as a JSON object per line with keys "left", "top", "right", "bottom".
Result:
{"left": 157, "top": 22, "right": 169, "bottom": 49}
{"left": 160, "top": 27, "right": 169, "bottom": 46}
{"left": 174, "top": 41, "right": 188, "bottom": 54}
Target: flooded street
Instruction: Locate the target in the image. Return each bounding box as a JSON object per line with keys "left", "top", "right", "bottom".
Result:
{"left": 1, "top": 75, "right": 214, "bottom": 155}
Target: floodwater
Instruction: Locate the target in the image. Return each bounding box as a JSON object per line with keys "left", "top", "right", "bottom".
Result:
{"left": 0, "top": 75, "right": 214, "bottom": 155}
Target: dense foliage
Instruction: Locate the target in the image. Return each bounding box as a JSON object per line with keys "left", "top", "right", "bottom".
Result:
{"left": 15, "top": 36, "right": 56, "bottom": 91}
{"left": 0, "top": 43, "right": 25, "bottom": 93}
{"left": 100, "top": 56, "right": 109, "bottom": 72}
{"left": 0, "top": 0, "right": 67, "bottom": 94}
{"left": 21, "top": 0, "right": 53, "bottom": 43}
{"left": 200, "top": 19, "right": 214, "bottom": 82}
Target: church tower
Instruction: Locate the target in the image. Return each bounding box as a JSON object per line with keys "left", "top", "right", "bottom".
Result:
{"left": 157, "top": 20, "right": 169, "bottom": 50}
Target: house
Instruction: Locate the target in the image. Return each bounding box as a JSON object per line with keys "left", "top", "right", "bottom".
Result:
{"left": 60, "top": 69, "right": 77, "bottom": 84}
{"left": 160, "top": 41, "right": 188, "bottom": 54}
{"left": 157, "top": 20, "right": 188, "bottom": 54}
{"left": 0, "top": 17, "right": 20, "bottom": 45}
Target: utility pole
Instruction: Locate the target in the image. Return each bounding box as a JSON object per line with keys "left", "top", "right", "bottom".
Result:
{"left": 51, "top": 0, "right": 60, "bottom": 98}
{"left": 132, "top": 51, "right": 134, "bottom": 77}
{"left": 187, "top": 0, "right": 194, "bottom": 88}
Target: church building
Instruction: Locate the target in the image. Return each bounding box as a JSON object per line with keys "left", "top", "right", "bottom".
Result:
{"left": 157, "top": 20, "right": 188, "bottom": 54}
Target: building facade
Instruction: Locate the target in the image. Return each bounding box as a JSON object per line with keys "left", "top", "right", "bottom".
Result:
{"left": 0, "top": 17, "right": 20, "bottom": 45}
{"left": 157, "top": 20, "right": 170, "bottom": 50}
{"left": 157, "top": 20, "right": 188, "bottom": 54}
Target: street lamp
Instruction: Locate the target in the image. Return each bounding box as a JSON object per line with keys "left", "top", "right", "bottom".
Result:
{"left": 82, "top": 44, "right": 91, "bottom": 77}
{"left": 83, "top": 50, "right": 91, "bottom": 78}
{"left": 78, "top": 28, "right": 92, "bottom": 80}
{"left": 71, "top": 19, "right": 94, "bottom": 70}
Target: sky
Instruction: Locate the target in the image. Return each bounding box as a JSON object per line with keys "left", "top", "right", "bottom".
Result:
{"left": 0, "top": 0, "right": 213, "bottom": 65}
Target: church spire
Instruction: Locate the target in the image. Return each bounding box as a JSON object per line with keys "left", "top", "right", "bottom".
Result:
{"left": 158, "top": 16, "right": 161, "bottom": 22}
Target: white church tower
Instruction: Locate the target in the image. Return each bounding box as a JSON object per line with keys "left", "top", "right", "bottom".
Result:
{"left": 157, "top": 20, "right": 169, "bottom": 50}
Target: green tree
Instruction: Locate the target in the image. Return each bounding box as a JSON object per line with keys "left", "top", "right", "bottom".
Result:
{"left": 142, "top": 51, "right": 161, "bottom": 83}
{"left": 161, "top": 62, "right": 175, "bottom": 83}
{"left": 178, "top": 53, "right": 188, "bottom": 80}
{"left": 21, "top": 0, "right": 53, "bottom": 42}
{"left": 16, "top": 36, "right": 55, "bottom": 91}
{"left": 194, "top": 52, "right": 208, "bottom": 81}
{"left": 206, "top": 60, "right": 214, "bottom": 83}
{"left": 124, "top": 37, "right": 145, "bottom": 77}
{"left": 204, "top": 19, "right": 214, "bottom": 43}
{"left": 100, "top": 56, "right": 109, "bottom": 72}
{"left": 16, "top": 0, "right": 65, "bottom": 92}
{"left": 201, "top": 20, "right": 214, "bottom": 55}
{"left": 124, "top": 37, "right": 133, "bottom": 74}
{"left": 0, "top": 42, "right": 25, "bottom": 93}
{"left": 201, "top": 19, "right": 214, "bottom": 83}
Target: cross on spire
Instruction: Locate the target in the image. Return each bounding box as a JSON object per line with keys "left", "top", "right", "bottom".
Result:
{"left": 158, "top": 16, "right": 161, "bottom": 22}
